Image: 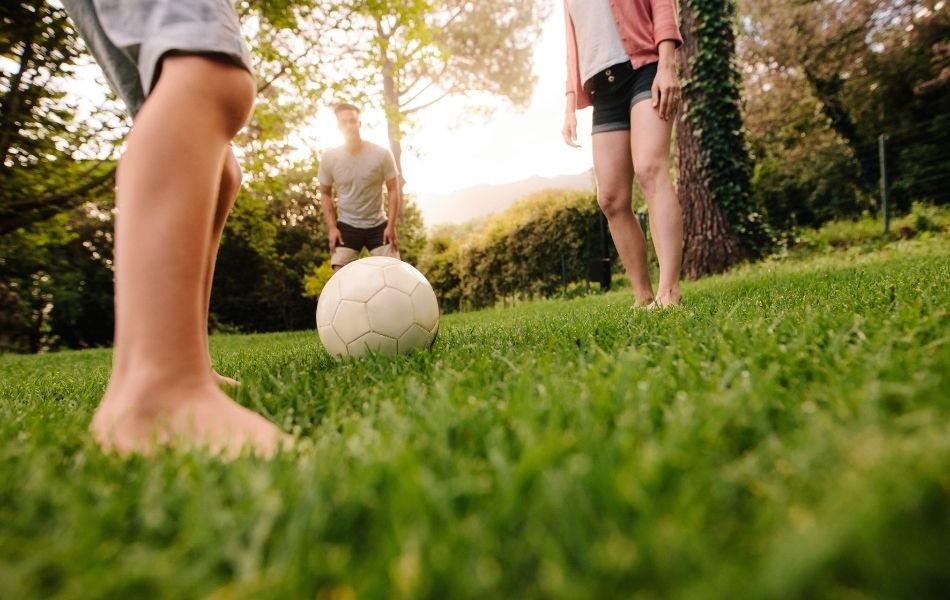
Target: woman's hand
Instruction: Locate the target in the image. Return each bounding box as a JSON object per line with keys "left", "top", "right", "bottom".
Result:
{"left": 562, "top": 110, "right": 580, "bottom": 147}
{"left": 651, "top": 61, "right": 681, "bottom": 121}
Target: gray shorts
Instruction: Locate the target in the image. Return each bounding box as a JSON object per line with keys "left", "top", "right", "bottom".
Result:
{"left": 62, "top": 0, "right": 253, "bottom": 117}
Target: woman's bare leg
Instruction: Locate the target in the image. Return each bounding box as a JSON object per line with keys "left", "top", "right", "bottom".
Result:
{"left": 630, "top": 101, "right": 682, "bottom": 306}
{"left": 592, "top": 130, "right": 654, "bottom": 305}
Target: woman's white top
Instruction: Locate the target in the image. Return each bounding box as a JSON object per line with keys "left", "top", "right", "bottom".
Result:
{"left": 568, "top": 0, "right": 630, "bottom": 84}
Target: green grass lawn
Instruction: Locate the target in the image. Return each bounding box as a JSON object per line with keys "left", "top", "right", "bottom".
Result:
{"left": 1, "top": 233, "right": 948, "bottom": 599}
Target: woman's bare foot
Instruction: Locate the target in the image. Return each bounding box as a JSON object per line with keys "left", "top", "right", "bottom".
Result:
{"left": 91, "top": 378, "right": 290, "bottom": 459}
{"left": 653, "top": 290, "right": 682, "bottom": 308}
{"left": 633, "top": 295, "right": 655, "bottom": 309}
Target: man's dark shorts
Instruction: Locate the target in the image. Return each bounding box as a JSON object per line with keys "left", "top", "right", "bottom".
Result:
{"left": 587, "top": 61, "right": 658, "bottom": 135}
{"left": 338, "top": 221, "right": 386, "bottom": 251}
{"left": 332, "top": 221, "right": 399, "bottom": 267}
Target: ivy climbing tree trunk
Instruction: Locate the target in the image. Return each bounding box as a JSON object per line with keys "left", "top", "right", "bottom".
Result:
{"left": 675, "top": 104, "right": 744, "bottom": 279}
{"left": 675, "top": 0, "right": 771, "bottom": 278}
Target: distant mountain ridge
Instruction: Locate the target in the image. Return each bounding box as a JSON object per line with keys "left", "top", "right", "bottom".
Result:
{"left": 415, "top": 170, "right": 595, "bottom": 227}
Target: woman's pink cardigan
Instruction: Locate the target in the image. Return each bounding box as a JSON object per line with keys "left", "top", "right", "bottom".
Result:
{"left": 564, "top": 0, "right": 683, "bottom": 109}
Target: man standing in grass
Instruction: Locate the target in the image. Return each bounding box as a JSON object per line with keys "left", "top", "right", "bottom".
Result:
{"left": 319, "top": 103, "right": 402, "bottom": 270}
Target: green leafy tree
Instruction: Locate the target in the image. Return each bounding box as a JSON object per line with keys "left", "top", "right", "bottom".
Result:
{"left": 212, "top": 160, "right": 328, "bottom": 332}
{"left": 0, "top": 1, "right": 120, "bottom": 235}
{"left": 1, "top": 1, "right": 352, "bottom": 347}
{"left": 331, "top": 0, "right": 549, "bottom": 187}
{"left": 0, "top": 199, "right": 115, "bottom": 352}
{"left": 398, "top": 194, "right": 427, "bottom": 266}
{"left": 234, "top": 1, "right": 345, "bottom": 181}
{"left": 740, "top": 0, "right": 949, "bottom": 215}
{"left": 741, "top": 0, "right": 889, "bottom": 188}
{"left": 858, "top": 3, "right": 949, "bottom": 209}
{"left": 0, "top": 281, "right": 26, "bottom": 351}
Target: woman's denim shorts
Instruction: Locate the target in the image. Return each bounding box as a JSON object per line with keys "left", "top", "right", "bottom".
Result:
{"left": 588, "top": 61, "right": 658, "bottom": 135}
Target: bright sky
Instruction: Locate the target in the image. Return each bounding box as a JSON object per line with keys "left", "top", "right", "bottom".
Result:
{"left": 61, "top": 3, "right": 592, "bottom": 222}
{"left": 314, "top": 1, "right": 593, "bottom": 200}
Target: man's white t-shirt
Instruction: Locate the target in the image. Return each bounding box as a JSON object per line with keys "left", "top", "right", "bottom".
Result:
{"left": 568, "top": 0, "right": 629, "bottom": 84}
{"left": 318, "top": 142, "right": 399, "bottom": 228}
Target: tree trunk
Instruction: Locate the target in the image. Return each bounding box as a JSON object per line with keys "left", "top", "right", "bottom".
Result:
{"left": 0, "top": 25, "right": 36, "bottom": 166}
{"left": 380, "top": 53, "right": 405, "bottom": 196}
{"left": 675, "top": 0, "right": 747, "bottom": 279}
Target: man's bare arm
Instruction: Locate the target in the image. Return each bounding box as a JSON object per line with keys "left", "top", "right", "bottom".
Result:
{"left": 319, "top": 184, "right": 337, "bottom": 230}
{"left": 320, "top": 184, "right": 343, "bottom": 252}
{"left": 384, "top": 177, "right": 401, "bottom": 250}
{"left": 385, "top": 177, "right": 401, "bottom": 224}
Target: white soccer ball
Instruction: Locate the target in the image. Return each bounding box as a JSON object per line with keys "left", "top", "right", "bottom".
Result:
{"left": 316, "top": 256, "right": 440, "bottom": 357}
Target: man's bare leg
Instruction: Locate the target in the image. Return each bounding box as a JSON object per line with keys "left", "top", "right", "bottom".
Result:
{"left": 91, "top": 56, "right": 287, "bottom": 457}
{"left": 592, "top": 129, "right": 654, "bottom": 306}
{"left": 631, "top": 101, "right": 682, "bottom": 307}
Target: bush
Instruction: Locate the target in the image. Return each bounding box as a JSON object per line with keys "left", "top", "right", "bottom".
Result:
{"left": 0, "top": 205, "right": 116, "bottom": 353}
{"left": 787, "top": 203, "right": 950, "bottom": 255}
{"left": 418, "top": 189, "right": 614, "bottom": 312}
{"left": 751, "top": 131, "right": 873, "bottom": 232}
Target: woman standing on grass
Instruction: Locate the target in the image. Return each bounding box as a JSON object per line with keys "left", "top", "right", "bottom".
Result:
{"left": 562, "top": 0, "right": 684, "bottom": 308}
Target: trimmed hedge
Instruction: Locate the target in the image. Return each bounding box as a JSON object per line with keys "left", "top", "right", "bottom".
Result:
{"left": 420, "top": 189, "right": 616, "bottom": 312}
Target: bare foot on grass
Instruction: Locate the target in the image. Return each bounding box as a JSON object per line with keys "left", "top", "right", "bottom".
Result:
{"left": 653, "top": 292, "right": 681, "bottom": 308}
{"left": 213, "top": 370, "right": 240, "bottom": 388}
{"left": 639, "top": 293, "right": 681, "bottom": 311}
{"left": 633, "top": 295, "right": 655, "bottom": 309}
{"left": 91, "top": 379, "right": 289, "bottom": 459}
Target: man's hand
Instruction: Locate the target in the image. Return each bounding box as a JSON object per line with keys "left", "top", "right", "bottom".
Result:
{"left": 384, "top": 223, "right": 399, "bottom": 251}
{"left": 328, "top": 226, "right": 344, "bottom": 253}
